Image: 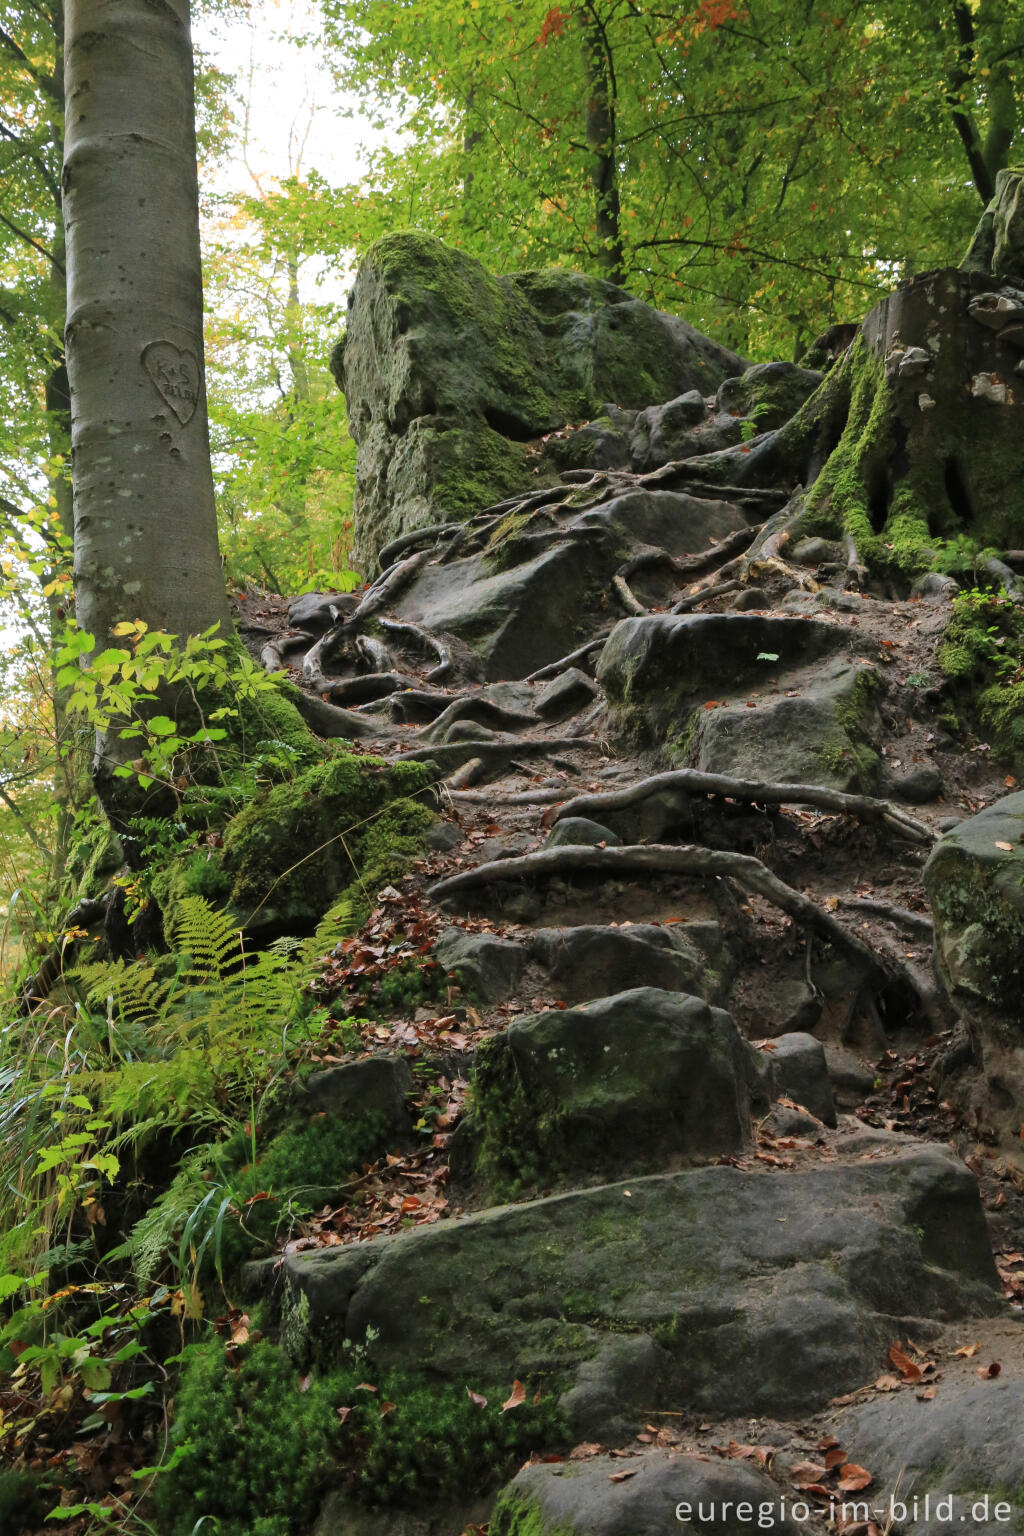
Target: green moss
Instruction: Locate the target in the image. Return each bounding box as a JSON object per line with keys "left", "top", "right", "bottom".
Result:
{"left": 221, "top": 753, "right": 437, "bottom": 927}
{"left": 802, "top": 333, "right": 1024, "bottom": 580}
{"left": 155, "top": 1337, "right": 565, "bottom": 1533}
{"left": 831, "top": 667, "right": 882, "bottom": 790}
{"left": 491, "top": 1490, "right": 576, "bottom": 1536}
{"left": 938, "top": 587, "right": 1024, "bottom": 770}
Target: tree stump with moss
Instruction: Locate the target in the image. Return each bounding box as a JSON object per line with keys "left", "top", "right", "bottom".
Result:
{"left": 718, "top": 170, "right": 1024, "bottom": 588}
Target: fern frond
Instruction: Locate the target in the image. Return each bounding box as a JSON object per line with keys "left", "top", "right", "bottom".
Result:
{"left": 172, "top": 897, "right": 243, "bottom": 985}
{"left": 71, "top": 958, "right": 167, "bottom": 1024}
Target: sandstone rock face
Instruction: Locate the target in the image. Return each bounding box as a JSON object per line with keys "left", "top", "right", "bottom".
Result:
{"left": 283, "top": 1145, "right": 998, "bottom": 1433}
{"left": 596, "top": 613, "right": 883, "bottom": 788}
{"left": 835, "top": 1377, "right": 1024, "bottom": 1536}
{"left": 334, "top": 233, "right": 746, "bottom": 566}
{"left": 493, "top": 1450, "right": 811, "bottom": 1536}
{"left": 925, "top": 791, "right": 1024, "bottom": 1030}
{"left": 467, "top": 987, "right": 766, "bottom": 1194}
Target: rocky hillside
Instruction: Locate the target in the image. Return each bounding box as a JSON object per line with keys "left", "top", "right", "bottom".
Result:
{"left": 211, "top": 185, "right": 1024, "bottom": 1536}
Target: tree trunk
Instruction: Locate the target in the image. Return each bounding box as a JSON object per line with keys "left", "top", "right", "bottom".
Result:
{"left": 62, "top": 0, "right": 229, "bottom": 650}
{"left": 578, "top": 5, "right": 624, "bottom": 287}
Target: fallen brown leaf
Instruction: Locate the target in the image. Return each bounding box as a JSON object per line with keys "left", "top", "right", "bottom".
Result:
{"left": 977, "top": 1361, "right": 1002, "bottom": 1379}
{"left": 502, "top": 1380, "right": 526, "bottom": 1412}
{"left": 838, "top": 1464, "right": 873, "bottom": 1492}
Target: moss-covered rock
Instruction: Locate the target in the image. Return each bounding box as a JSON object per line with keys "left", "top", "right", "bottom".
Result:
{"left": 467, "top": 987, "right": 764, "bottom": 1199}
{"left": 925, "top": 792, "right": 1024, "bottom": 1033}
{"left": 597, "top": 612, "right": 881, "bottom": 787}
{"left": 280, "top": 1145, "right": 998, "bottom": 1430}
{"left": 220, "top": 754, "right": 437, "bottom": 931}
{"left": 800, "top": 271, "right": 1024, "bottom": 574}
{"left": 336, "top": 232, "right": 746, "bottom": 566}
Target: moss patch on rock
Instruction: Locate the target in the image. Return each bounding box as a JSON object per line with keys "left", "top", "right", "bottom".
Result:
{"left": 938, "top": 587, "right": 1024, "bottom": 770}
{"left": 220, "top": 754, "right": 437, "bottom": 930}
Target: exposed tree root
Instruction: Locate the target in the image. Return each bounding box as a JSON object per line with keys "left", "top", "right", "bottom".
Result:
{"left": 447, "top": 787, "right": 569, "bottom": 806}
{"left": 326, "top": 671, "right": 418, "bottom": 705}
{"left": 377, "top": 522, "right": 461, "bottom": 571}
{"left": 349, "top": 549, "right": 430, "bottom": 624}
{"left": 837, "top": 896, "right": 934, "bottom": 933}
{"left": 547, "top": 768, "right": 936, "bottom": 844}
{"left": 417, "top": 697, "right": 538, "bottom": 743}
{"left": 666, "top": 524, "right": 761, "bottom": 578}
{"left": 290, "top": 690, "right": 382, "bottom": 739}
{"left": 398, "top": 736, "right": 602, "bottom": 769}
{"left": 843, "top": 531, "right": 868, "bottom": 590}
{"left": 301, "top": 624, "right": 348, "bottom": 693}
{"left": 355, "top": 634, "right": 392, "bottom": 672}
{"left": 379, "top": 618, "right": 452, "bottom": 682}
{"left": 671, "top": 578, "right": 741, "bottom": 613}
{"left": 525, "top": 637, "right": 609, "bottom": 682}
{"left": 428, "top": 842, "right": 887, "bottom": 980}
{"left": 612, "top": 571, "right": 648, "bottom": 615}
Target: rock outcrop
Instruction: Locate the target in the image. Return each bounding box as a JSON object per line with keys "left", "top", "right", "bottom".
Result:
{"left": 334, "top": 232, "right": 746, "bottom": 566}
{"left": 227, "top": 206, "right": 1024, "bottom": 1536}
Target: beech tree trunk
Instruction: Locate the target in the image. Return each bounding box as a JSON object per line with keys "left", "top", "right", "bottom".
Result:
{"left": 62, "top": 0, "right": 229, "bottom": 648}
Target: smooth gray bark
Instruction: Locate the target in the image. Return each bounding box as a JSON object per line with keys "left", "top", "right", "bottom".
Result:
{"left": 62, "top": 0, "right": 229, "bottom": 646}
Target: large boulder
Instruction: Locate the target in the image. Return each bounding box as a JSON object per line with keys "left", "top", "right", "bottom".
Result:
{"left": 335, "top": 233, "right": 746, "bottom": 565}
{"left": 492, "top": 1450, "right": 811, "bottom": 1536}
{"left": 925, "top": 792, "right": 1024, "bottom": 1030}
{"left": 467, "top": 988, "right": 766, "bottom": 1194}
{"left": 597, "top": 613, "right": 881, "bottom": 786}
{"left": 282, "top": 1144, "right": 998, "bottom": 1432}
{"left": 834, "top": 1376, "right": 1024, "bottom": 1535}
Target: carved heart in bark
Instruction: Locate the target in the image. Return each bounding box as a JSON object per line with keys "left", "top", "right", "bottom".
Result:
{"left": 142, "top": 341, "right": 201, "bottom": 426}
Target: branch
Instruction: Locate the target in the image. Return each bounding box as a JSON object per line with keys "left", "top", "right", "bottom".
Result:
{"left": 0, "top": 208, "right": 63, "bottom": 273}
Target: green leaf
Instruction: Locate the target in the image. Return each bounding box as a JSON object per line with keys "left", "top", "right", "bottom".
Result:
{"left": 146, "top": 715, "right": 178, "bottom": 737}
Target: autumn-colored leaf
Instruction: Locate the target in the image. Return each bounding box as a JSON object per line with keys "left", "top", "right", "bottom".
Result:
{"left": 838, "top": 1463, "right": 872, "bottom": 1491}
{"left": 790, "top": 1460, "right": 827, "bottom": 1482}
{"left": 952, "top": 1342, "right": 980, "bottom": 1358}
{"left": 569, "top": 1442, "right": 602, "bottom": 1460}
{"left": 977, "top": 1361, "right": 1002, "bottom": 1379}
{"left": 380, "top": 1401, "right": 396, "bottom": 1416}
{"left": 917, "top": 1386, "right": 937, "bottom": 1400}
{"left": 824, "top": 1446, "right": 846, "bottom": 1469}
{"left": 609, "top": 1469, "right": 638, "bottom": 1482}
{"left": 874, "top": 1373, "right": 902, "bottom": 1392}
{"left": 994, "top": 841, "right": 1014, "bottom": 852}
{"left": 466, "top": 1387, "right": 488, "bottom": 1409}
{"left": 336, "top": 1405, "right": 352, "bottom": 1424}
{"left": 356, "top": 1382, "right": 377, "bottom": 1392}
{"left": 502, "top": 1379, "right": 526, "bottom": 1412}
{"left": 889, "top": 1342, "right": 922, "bottom": 1383}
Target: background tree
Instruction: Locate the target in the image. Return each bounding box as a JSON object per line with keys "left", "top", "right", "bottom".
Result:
{"left": 316, "top": 0, "right": 1024, "bottom": 357}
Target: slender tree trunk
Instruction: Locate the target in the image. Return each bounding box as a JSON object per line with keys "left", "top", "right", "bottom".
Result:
{"left": 578, "top": 4, "right": 625, "bottom": 286}
{"left": 62, "top": 0, "right": 229, "bottom": 649}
